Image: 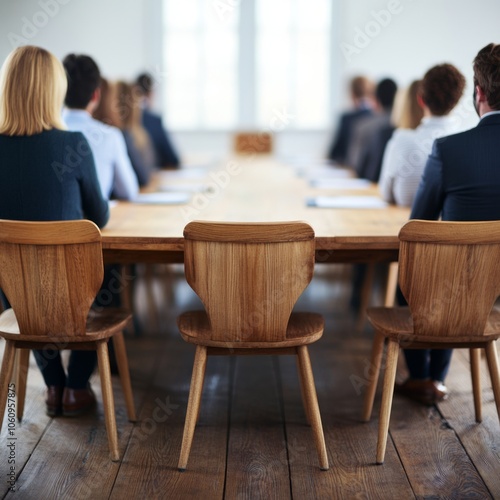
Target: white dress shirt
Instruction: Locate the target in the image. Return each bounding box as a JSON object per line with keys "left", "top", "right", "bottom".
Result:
{"left": 378, "top": 115, "right": 461, "bottom": 207}
{"left": 63, "top": 109, "right": 139, "bottom": 200}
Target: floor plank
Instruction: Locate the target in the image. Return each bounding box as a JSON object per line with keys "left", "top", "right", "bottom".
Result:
{"left": 436, "top": 348, "right": 500, "bottom": 498}
{"left": 224, "top": 355, "right": 291, "bottom": 499}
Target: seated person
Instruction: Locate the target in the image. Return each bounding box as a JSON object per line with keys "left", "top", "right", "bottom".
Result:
{"left": 348, "top": 78, "right": 398, "bottom": 182}
{"left": 135, "top": 72, "right": 180, "bottom": 169}
{"left": 398, "top": 44, "right": 500, "bottom": 404}
{"left": 0, "top": 45, "right": 109, "bottom": 417}
{"left": 94, "top": 80, "right": 154, "bottom": 186}
{"left": 326, "top": 75, "right": 375, "bottom": 165}
{"left": 62, "top": 54, "right": 139, "bottom": 201}
{"left": 379, "top": 65, "right": 465, "bottom": 207}
{"left": 393, "top": 79, "right": 424, "bottom": 131}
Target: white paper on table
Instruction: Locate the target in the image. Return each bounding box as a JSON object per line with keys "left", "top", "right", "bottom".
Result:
{"left": 158, "top": 183, "right": 207, "bottom": 193}
{"left": 310, "top": 178, "right": 372, "bottom": 190}
{"left": 160, "top": 168, "right": 207, "bottom": 180}
{"left": 108, "top": 200, "right": 119, "bottom": 209}
{"left": 306, "top": 196, "right": 388, "bottom": 209}
{"left": 297, "top": 166, "right": 352, "bottom": 179}
{"left": 133, "top": 192, "right": 192, "bottom": 204}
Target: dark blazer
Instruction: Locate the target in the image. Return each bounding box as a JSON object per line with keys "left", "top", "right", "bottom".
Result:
{"left": 411, "top": 113, "right": 500, "bottom": 221}
{"left": 327, "top": 108, "right": 372, "bottom": 165}
{"left": 142, "top": 109, "right": 180, "bottom": 168}
{"left": 0, "top": 129, "right": 109, "bottom": 226}
{"left": 352, "top": 114, "right": 394, "bottom": 183}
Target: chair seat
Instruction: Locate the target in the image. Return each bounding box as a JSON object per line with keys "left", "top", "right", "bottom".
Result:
{"left": 367, "top": 306, "right": 500, "bottom": 345}
{"left": 0, "top": 307, "right": 131, "bottom": 343}
{"left": 178, "top": 311, "right": 324, "bottom": 348}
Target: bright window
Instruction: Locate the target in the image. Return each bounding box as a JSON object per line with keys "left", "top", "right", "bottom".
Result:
{"left": 162, "top": 0, "right": 331, "bottom": 130}
{"left": 163, "top": 0, "right": 238, "bottom": 129}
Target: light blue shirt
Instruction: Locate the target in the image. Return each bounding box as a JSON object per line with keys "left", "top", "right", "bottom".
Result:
{"left": 63, "top": 109, "right": 139, "bottom": 200}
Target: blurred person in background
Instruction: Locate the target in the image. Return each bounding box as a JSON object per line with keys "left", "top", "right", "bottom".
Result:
{"left": 135, "top": 72, "right": 180, "bottom": 169}
{"left": 326, "top": 75, "right": 375, "bottom": 165}
{"left": 379, "top": 64, "right": 465, "bottom": 207}
{"left": 63, "top": 54, "right": 138, "bottom": 201}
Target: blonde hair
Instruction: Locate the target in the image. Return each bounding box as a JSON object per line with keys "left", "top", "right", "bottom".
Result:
{"left": 115, "top": 80, "right": 152, "bottom": 153}
{"left": 393, "top": 80, "right": 424, "bottom": 130}
{"left": 0, "top": 45, "right": 67, "bottom": 136}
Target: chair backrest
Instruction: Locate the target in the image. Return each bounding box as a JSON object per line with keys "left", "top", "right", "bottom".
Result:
{"left": 234, "top": 132, "right": 273, "bottom": 154}
{"left": 398, "top": 220, "right": 500, "bottom": 338}
{"left": 183, "top": 221, "right": 315, "bottom": 343}
{"left": 0, "top": 220, "right": 103, "bottom": 337}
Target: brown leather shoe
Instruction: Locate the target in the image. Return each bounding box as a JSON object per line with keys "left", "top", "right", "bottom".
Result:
{"left": 62, "top": 386, "right": 96, "bottom": 417}
{"left": 432, "top": 380, "right": 449, "bottom": 402}
{"left": 395, "top": 378, "right": 437, "bottom": 406}
{"left": 45, "top": 386, "right": 64, "bottom": 417}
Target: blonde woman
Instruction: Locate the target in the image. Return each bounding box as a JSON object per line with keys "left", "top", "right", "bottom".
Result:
{"left": 0, "top": 46, "right": 109, "bottom": 417}
{"left": 93, "top": 80, "right": 154, "bottom": 185}
{"left": 393, "top": 79, "right": 424, "bottom": 130}
{"left": 115, "top": 80, "right": 155, "bottom": 186}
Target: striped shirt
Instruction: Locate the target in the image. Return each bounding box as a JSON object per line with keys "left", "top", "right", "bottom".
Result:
{"left": 379, "top": 116, "right": 461, "bottom": 207}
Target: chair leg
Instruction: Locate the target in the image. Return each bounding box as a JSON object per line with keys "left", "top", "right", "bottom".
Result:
{"left": 0, "top": 341, "right": 17, "bottom": 434}
{"left": 296, "top": 346, "right": 329, "bottom": 471}
{"left": 96, "top": 341, "right": 120, "bottom": 461}
{"left": 376, "top": 339, "right": 399, "bottom": 465}
{"left": 357, "top": 264, "right": 375, "bottom": 332}
{"left": 178, "top": 346, "right": 208, "bottom": 471}
{"left": 384, "top": 263, "right": 399, "bottom": 307}
{"left": 470, "top": 348, "right": 482, "bottom": 423}
{"left": 485, "top": 341, "right": 500, "bottom": 425}
{"left": 362, "top": 331, "right": 385, "bottom": 422}
{"left": 15, "top": 349, "right": 30, "bottom": 423}
{"left": 113, "top": 332, "right": 136, "bottom": 422}
{"left": 296, "top": 353, "right": 311, "bottom": 425}
{"left": 120, "top": 265, "right": 136, "bottom": 336}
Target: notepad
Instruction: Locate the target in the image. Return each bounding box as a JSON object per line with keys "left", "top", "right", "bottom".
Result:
{"left": 134, "top": 192, "right": 191, "bottom": 204}
{"left": 306, "top": 196, "right": 388, "bottom": 209}
{"left": 310, "top": 178, "right": 372, "bottom": 190}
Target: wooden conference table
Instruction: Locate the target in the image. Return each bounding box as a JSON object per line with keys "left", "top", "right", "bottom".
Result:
{"left": 101, "top": 157, "right": 410, "bottom": 264}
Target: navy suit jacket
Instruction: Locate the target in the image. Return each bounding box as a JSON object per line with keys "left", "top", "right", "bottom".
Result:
{"left": 411, "top": 113, "right": 500, "bottom": 221}
{"left": 327, "top": 108, "right": 372, "bottom": 165}
{"left": 142, "top": 109, "right": 180, "bottom": 168}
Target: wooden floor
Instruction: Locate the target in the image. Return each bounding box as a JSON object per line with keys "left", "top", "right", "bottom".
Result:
{"left": 1, "top": 264, "right": 499, "bottom": 499}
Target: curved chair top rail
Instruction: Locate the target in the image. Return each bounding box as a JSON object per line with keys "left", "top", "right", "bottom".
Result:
{"left": 184, "top": 220, "right": 314, "bottom": 243}
{"left": 0, "top": 219, "right": 101, "bottom": 245}
{"left": 400, "top": 220, "right": 500, "bottom": 245}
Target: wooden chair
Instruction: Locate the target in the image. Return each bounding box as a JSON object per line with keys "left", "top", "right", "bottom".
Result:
{"left": 234, "top": 132, "right": 273, "bottom": 154}
{"left": 177, "top": 221, "right": 329, "bottom": 471}
{"left": 0, "top": 219, "right": 136, "bottom": 461}
{"left": 362, "top": 220, "right": 500, "bottom": 464}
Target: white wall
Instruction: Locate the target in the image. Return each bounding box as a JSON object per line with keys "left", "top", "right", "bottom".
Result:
{"left": 0, "top": 0, "right": 157, "bottom": 79}
{"left": 1, "top": 0, "right": 499, "bottom": 160}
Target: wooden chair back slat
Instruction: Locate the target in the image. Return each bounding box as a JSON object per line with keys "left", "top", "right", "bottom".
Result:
{"left": 398, "top": 220, "right": 500, "bottom": 338}
{"left": 183, "top": 221, "right": 315, "bottom": 343}
{"left": 0, "top": 220, "right": 103, "bottom": 337}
